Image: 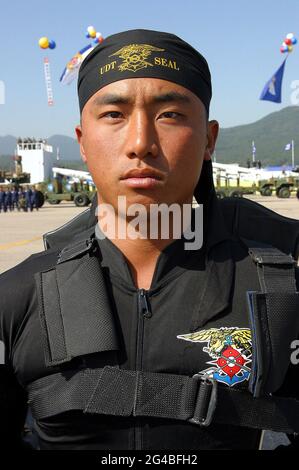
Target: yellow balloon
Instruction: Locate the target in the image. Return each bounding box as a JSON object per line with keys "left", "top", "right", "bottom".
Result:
{"left": 288, "top": 45, "right": 293, "bottom": 53}
{"left": 39, "top": 37, "right": 49, "bottom": 49}
{"left": 90, "top": 30, "right": 96, "bottom": 38}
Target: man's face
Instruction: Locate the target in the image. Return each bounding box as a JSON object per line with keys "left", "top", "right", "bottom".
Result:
{"left": 76, "top": 78, "right": 218, "bottom": 210}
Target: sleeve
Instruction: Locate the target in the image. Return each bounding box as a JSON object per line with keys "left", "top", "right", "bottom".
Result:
{"left": 0, "top": 363, "right": 29, "bottom": 449}
{"left": 0, "top": 274, "right": 30, "bottom": 450}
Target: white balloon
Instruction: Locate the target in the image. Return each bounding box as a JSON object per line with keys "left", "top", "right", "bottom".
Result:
{"left": 286, "top": 33, "right": 294, "bottom": 39}
{"left": 87, "top": 25, "right": 95, "bottom": 34}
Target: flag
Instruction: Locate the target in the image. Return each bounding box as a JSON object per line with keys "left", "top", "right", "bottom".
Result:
{"left": 259, "top": 58, "right": 287, "bottom": 103}
{"left": 252, "top": 141, "right": 256, "bottom": 154}
{"left": 284, "top": 142, "right": 292, "bottom": 151}
{"left": 60, "top": 44, "right": 94, "bottom": 85}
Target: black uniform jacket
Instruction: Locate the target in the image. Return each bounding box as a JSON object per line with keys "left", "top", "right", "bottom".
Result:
{"left": 0, "top": 188, "right": 299, "bottom": 450}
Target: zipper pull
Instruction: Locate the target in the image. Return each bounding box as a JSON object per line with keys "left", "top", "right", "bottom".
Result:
{"left": 139, "top": 289, "right": 152, "bottom": 318}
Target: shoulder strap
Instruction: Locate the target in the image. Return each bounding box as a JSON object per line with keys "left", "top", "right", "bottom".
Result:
{"left": 35, "top": 234, "right": 120, "bottom": 367}
{"left": 27, "top": 366, "right": 299, "bottom": 434}
{"left": 244, "top": 238, "right": 297, "bottom": 293}
{"left": 241, "top": 238, "right": 299, "bottom": 397}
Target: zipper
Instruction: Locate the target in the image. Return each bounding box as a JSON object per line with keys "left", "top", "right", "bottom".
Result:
{"left": 134, "top": 288, "right": 151, "bottom": 450}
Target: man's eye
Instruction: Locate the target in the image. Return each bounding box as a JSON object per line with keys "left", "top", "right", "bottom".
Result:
{"left": 103, "top": 111, "right": 123, "bottom": 119}
{"left": 160, "top": 112, "right": 182, "bottom": 119}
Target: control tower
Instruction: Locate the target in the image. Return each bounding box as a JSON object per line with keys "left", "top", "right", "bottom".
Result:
{"left": 16, "top": 138, "right": 55, "bottom": 184}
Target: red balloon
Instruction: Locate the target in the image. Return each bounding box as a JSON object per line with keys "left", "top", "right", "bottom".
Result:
{"left": 285, "top": 38, "right": 292, "bottom": 45}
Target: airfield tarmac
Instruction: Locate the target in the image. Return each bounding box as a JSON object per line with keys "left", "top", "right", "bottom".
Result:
{"left": 0, "top": 194, "right": 299, "bottom": 274}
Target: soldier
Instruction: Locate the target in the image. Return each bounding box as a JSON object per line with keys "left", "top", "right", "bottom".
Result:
{"left": 30, "top": 187, "right": 39, "bottom": 211}
{"left": 0, "top": 29, "right": 299, "bottom": 451}
{"left": 0, "top": 187, "right": 5, "bottom": 213}
{"left": 17, "top": 186, "right": 26, "bottom": 212}
{"left": 24, "top": 187, "right": 32, "bottom": 212}
{"left": 4, "top": 187, "right": 12, "bottom": 212}
{"left": 11, "top": 187, "right": 19, "bottom": 211}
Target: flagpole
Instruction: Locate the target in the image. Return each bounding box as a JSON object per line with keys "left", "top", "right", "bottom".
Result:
{"left": 252, "top": 141, "right": 256, "bottom": 164}
{"left": 292, "top": 140, "right": 295, "bottom": 168}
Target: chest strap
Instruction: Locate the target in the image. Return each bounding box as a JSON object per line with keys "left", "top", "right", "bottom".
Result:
{"left": 27, "top": 366, "right": 299, "bottom": 434}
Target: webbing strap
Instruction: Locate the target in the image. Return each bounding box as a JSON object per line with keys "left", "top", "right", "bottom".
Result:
{"left": 247, "top": 245, "right": 296, "bottom": 293}
{"left": 57, "top": 237, "right": 95, "bottom": 264}
{"left": 27, "top": 366, "right": 299, "bottom": 433}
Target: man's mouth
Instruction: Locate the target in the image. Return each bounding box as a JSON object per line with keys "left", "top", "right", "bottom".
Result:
{"left": 120, "top": 168, "right": 164, "bottom": 189}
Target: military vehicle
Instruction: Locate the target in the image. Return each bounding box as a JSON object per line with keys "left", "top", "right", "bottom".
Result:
{"left": 41, "top": 177, "right": 96, "bottom": 207}
{"left": 258, "top": 176, "right": 299, "bottom": 198}
{"left": 214, "top": 171, "right": 255, "bottom": 199}
{"left": 0, "top": 155, "right": 30, "bottom": 185}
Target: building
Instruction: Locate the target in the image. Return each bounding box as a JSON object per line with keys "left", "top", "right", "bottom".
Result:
{"left": 16, "top": 138, "right": 55, "bottom": 184}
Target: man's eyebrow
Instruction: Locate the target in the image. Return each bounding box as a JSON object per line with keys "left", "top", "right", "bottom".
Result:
{"left": 92, "top": 94, "right": 132, "bottom": 106}
{"left": 151, "top": 92, "right": 191, "bottom": 104}
{"left": 92, "top": 91, "right": 191, "bottom": 107}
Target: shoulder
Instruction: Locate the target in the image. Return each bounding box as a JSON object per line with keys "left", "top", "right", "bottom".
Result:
{"left": 0, "top": 247, "right": 59, "bottom": 285}
{"left": 0, "top": 248, "right": 60, "bottom": 343}
{"left": 219, "top": 197, "right": 299, "bottom": 258}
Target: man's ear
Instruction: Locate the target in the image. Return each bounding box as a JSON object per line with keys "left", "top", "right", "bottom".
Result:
{"left": 75, "top": 124, "right": 87, "bottom": 164}
{"left": 204, "top": 120, "right": 219, "bottom": 161}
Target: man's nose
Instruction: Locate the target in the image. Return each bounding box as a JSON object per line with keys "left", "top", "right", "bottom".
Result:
{"left": 125, "top": 112, "right": 159, "bottom": 160}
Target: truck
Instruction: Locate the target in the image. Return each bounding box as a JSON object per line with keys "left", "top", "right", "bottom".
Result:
{"left": 258, "top": 176, "right": 299, "bottom": 198}
{"left": 41, "top": 167, "right": 96, "bottom": 207}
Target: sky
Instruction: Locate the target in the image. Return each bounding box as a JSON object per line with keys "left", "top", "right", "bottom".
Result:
{"left": 1, "top": 0, "right": 299, "bottom": 139}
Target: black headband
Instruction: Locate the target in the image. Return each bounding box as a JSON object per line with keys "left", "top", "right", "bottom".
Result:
{"left": 78, "top": 29, "right": 212, "bottom": 114}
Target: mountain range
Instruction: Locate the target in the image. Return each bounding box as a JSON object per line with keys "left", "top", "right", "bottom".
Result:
{"left": 1, "top": 106, "right": 298, "bottom": 169}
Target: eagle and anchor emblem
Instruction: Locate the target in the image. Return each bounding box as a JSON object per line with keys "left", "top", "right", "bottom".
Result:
{"left": 177, "top": 327, "right": 252, "bottom": 387}
{"left": 110, "top": 44, "right": 165, "bottom": 73}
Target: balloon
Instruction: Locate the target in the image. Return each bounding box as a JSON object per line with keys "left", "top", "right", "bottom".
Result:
{"left": 85, "top": 32, "right": 90, "bottom": 38}
{"left": 87, "top": 25, "right": 96, "bottom": 34}
{"left": 292, "top": 37, "right": 298, "bottom": 45}
{"left": 280, "top": 42, "right": 288, "bottom": 53}
{"left": 90, "top": 30, "right": 96, "bottom": 38}
{"left": 94, "top": 35, "right": 104, "bottom": 44}
{"left": 288, "top": 45, "right": 293, "bottom": 52}
{"left": 39, "top": 37, "right": 49, "bottom": 49}
{"left": 48, "top": 40, "right": 56, "bottom": 49}
{"left": 286, "top": 33, "right": 294, "bottom": 40}
{"left": 285, "top": 38, "right": 292, "bottom": 46}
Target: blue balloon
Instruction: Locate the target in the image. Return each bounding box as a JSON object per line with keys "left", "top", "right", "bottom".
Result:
{"left": 48, "top": 40, "right": 56, "bottom": 49}
{"left": 93, "top": 38, "right": 99, "bottom": 44}
{"left": 292, "top": 37, "right": 297, "bottom": 45}
{"left": 86, "top": 32, "right": 90, "bottom": 38}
